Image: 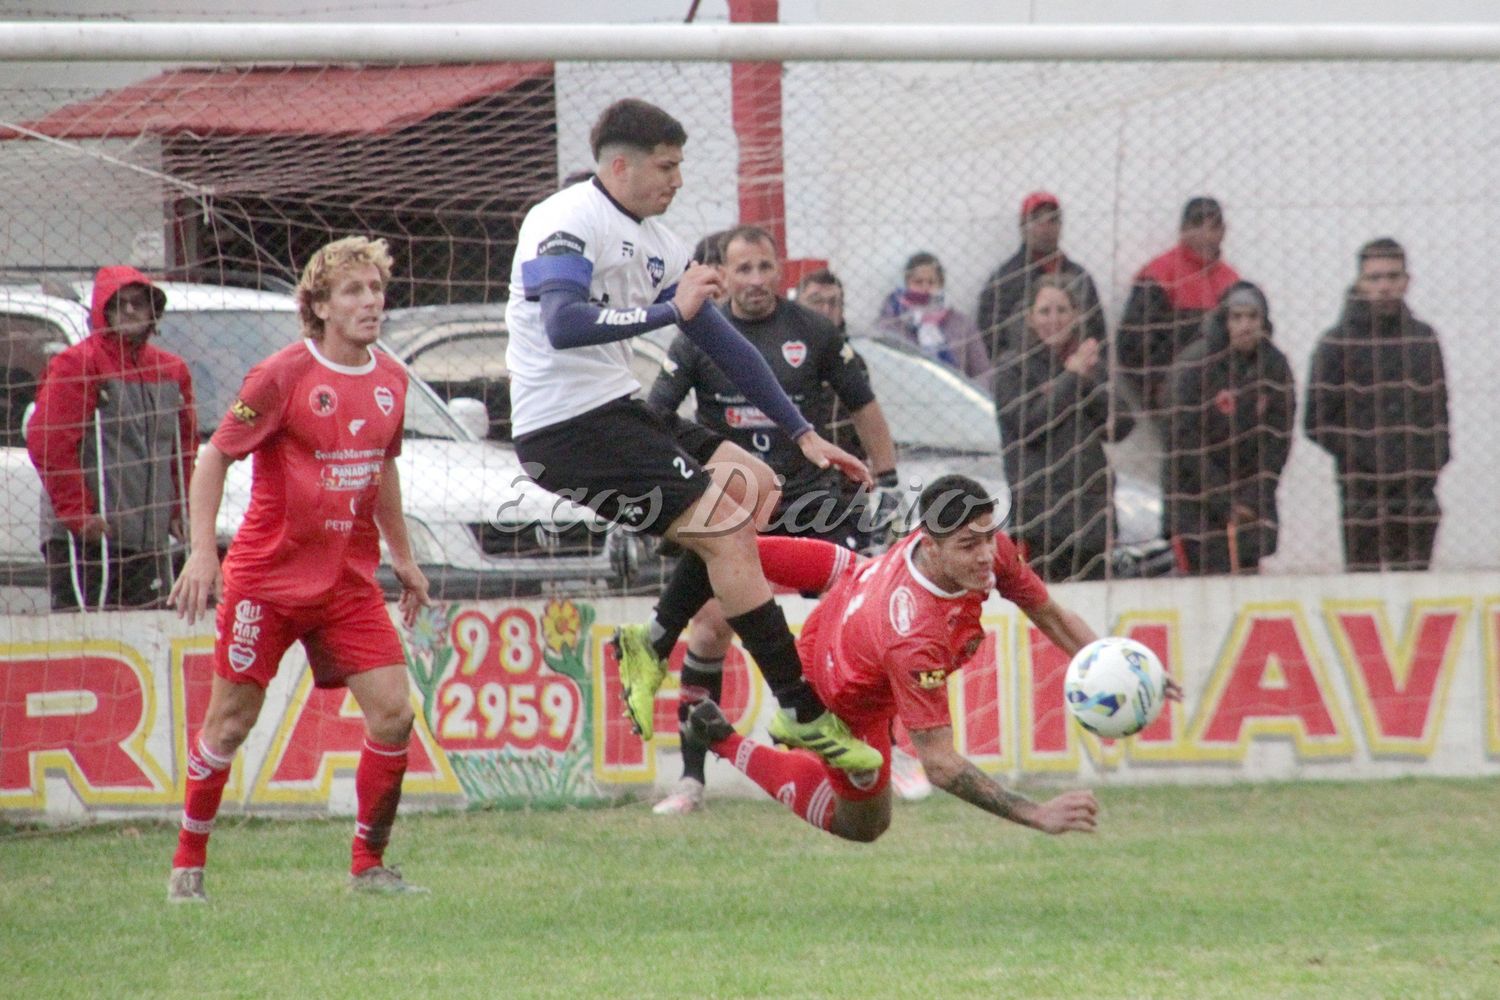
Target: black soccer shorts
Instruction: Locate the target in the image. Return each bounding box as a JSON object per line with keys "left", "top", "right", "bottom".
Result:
{"left": 513, "top": 396, "right": 725, "bottom": 536}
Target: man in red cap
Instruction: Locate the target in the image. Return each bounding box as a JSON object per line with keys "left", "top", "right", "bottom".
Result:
{"left": 976, "top": 191, "right": 1106, "bottom": 379}
{"left": 27, "top": 266, "right": 196, "bottom": 610}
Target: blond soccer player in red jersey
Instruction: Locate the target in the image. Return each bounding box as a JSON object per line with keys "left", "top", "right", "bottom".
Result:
{"left": 683, "top": 473, "right": 1182, "bottom": 842}
{"left": 165, "top": 237, "right": 431, "bottom": 901}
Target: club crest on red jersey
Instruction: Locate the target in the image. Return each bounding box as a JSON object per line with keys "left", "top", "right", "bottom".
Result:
{"left": 889, "top": 586, "right": 917, "bottom": 635}
{"left": 374, "top": 384, "right": 395, "bottom": 415}
{"left": 309, "top": 385, "right": 338, "bottom": 417}
{"left": 781, "top": 340, "right": 808, "bottom": 368}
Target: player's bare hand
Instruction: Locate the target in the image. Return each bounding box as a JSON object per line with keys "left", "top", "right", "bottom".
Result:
{"left": 797, "top": 431, "right": 872, "bottom": 488}
{"left": 672, "top": 262, "right": 725, "bottom": 322}
{"left": 1029, "top": 789, "right": 1099, "bottom": 835}
{"left": 77, "top": 515, "right": 109, "bottom": 542}
{"left": 169, "top": 548, "right": 221, "bottom": 626}
{"left": 392, "top": 559, "right": 432, "bottom": 628}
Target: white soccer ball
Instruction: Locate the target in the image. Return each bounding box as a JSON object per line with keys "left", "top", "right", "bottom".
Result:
{"left": 1064, "top": 637, "right": 1167, "bottom": 739}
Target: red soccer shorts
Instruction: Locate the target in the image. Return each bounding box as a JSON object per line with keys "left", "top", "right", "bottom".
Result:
{"left": 213, "top": 583, "right": 405, "bottom": 689}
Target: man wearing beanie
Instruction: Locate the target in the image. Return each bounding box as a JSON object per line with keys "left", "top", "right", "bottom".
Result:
{"left": 975, "top": 191, "right": 1105, "bottom": 379}
{"left": 1117, "top": 196, "right": 1241, "bottom": 420}
{"left": 1162, "top": 281, "right": 1295, "bottom": 575}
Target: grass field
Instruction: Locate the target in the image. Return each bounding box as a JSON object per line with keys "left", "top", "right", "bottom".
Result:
{"left": 3, "top": 777, "right": 1498, "bottom": 999}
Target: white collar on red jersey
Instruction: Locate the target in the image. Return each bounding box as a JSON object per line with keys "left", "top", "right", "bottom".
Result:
{"left": 902, "top": 536, "right": 968, "bottom": 600}
{"left": 302, "top": 337, "right": 376, "bottom": 375}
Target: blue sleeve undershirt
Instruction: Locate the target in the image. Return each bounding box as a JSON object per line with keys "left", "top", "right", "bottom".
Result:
{"left": 527, "top": 254, "right": 812, "bottom": 439}
{"left": 678, "top": 303, "right": 812, "bottom": 440}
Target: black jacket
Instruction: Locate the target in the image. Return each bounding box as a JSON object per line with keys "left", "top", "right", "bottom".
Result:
{"left": 1162, "top": 307, "right": 1295, "bottom": 562}
{"left": 976, "top": 248, "right": 1105, "bottom": 366}
{"left": 995, "top": 333, "right": 1133, "bottom": 569}
{"left": 1304, "top": 296, "right": 1450, "bottom": 482}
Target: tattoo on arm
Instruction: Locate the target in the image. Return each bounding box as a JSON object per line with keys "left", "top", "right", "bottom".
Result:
{"left": 941, "top": 761, "right": 1036, "bottom": 826}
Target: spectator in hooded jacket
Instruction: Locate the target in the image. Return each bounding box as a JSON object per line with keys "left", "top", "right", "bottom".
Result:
{"left": 1305, "top": 238, "right": 1450, "bottom": 572}
{"left": 876, "top": 252, "right": 989, "bottom": 382}
{"left": 1117, "top": 197, "right": 1241, "bottom": 418}
{"left": 27, "top": 266, "right": 196, "bottom": 609}
{"left": 1163, "top": 282, "right": 1295, "bottom": 575}
{"left": 976, "top": 191, "right": 1106, "bottom": 375}
{"left": 996, "top": 274, "right": 1133, "bottom": 583}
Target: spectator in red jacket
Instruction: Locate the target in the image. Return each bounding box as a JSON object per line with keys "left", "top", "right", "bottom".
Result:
{"left": 26, "top": 266, "right": 196, "bottom": 610}
{"left": 1117, "top": 197, "right": 1241, "bottom": 419}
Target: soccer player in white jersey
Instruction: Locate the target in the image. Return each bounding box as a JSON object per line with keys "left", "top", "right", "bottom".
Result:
{"left": 507, "top": 99, "right": 879, "bottom": 770}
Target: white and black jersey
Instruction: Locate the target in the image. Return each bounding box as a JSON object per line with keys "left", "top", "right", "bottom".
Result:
{"left": 505, "top": 177, "right": 694, "bottom": 437}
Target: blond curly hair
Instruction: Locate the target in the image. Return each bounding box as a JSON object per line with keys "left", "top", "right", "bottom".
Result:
{"left": 296, "top": 236, "right": 394, "bottom": 340}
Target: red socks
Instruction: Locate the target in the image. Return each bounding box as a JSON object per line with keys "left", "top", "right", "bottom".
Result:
{"left": 350, "top": 737, "right": 408, "bottom": 875}
{"left": 715, "top": 733, "right": 836, "bottom": 833}
{"left": 172, "top": 735, "right": 234, "bottom": 869}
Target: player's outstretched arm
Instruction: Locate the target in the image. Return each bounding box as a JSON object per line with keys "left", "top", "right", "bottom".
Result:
{"left": 796, "top": 431, "right": 872, "bottom": 488}
{"left": 374, "top": 458, "right": 432, "bottom": 627}
{"left": 908, "top": 724, "right": 1098, "bottom": 834}
{"left": 168, "top": 443, "right": 233, "bottom": 625}
{"left": 1024, "top": 598, "right": 1097, "bottom": 659}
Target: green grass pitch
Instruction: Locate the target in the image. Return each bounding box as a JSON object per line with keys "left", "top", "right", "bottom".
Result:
{"left": 3, "top": 777, "right": 1498, "bottom": 999}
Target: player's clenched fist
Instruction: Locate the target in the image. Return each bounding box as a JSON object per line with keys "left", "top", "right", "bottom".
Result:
{"left": 671, "top": 261, "right": 725, "bottom": 321}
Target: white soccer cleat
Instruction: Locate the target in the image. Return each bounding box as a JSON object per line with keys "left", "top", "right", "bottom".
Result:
{"left": 890, "top": 747, "right": 933, "bottom": 802}
{"left": 651, "top": 777, "right": 706, "bottom": 815}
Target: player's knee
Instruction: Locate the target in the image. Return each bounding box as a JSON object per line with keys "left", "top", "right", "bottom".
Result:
{"left": 203, "top": 707, "right": 258, "bottom": 755}
{"left": 365, "top": 700, "right": 415, "bottom": 744}
{"left": 830, "top": 799, "right": 891, "bottom": 843}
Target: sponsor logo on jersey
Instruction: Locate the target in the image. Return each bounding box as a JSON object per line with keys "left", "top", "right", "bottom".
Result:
{"left": 373, "top": 385, "right": 395, "bottom": 415}
{"left": 914, "top": 667, "right": 949, "bottom": 690}
{"left": 889, "top": 586, "right": 917, "bottom": 635}
{"left": 621, "top": 240, "right": 635, "bottom": 258}
{"left": 348, "top": 418, "right": 366, "bottom": 435}
{"left": 324, "top": 519, "right": 355, "bottom": 533}
{"left": 646, "top": 255, "right": 666, "bottom": 287}
{"left": 781, "top": 340, "right": 808, "bottom": 368}
{"left": 321, "top": 460, "right": 382, "bottom": 492}
{"left": 309, "top": 385, "right": 338, "bottom": 417}
{"left": 235, "top": 599, "right": 263, "bottom": 624}
{"left": 724, "top": 405, "right": 774, "bottom": 428}
{"left": 597, "top": 307, "right": 648, "bottom": 326}
{"left": 229, "top": 399, "right": 258, "bottom": 424}
{"left": 538, "top": 230, "right": 586, "bottom": 256}
{"left": 227, "top": 643, "right": 257, "bottom": 673}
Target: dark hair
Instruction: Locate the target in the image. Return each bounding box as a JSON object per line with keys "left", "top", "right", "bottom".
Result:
{"left": 589, "top": 99, "right": 687, "bottom": 160}
{"left": 692, "top": 230, "right": 730, "bottom": 266}
{"left": 721, "top": 224, "right": 778, "bottom": 258}
{"left": 917, "top": 474, "right": 997, "bottom": 537}
{"left": 903, "top": 251, "right": 944, "bottom": 285}
{"left": 1357, "top": 236, "right": 1406, "bottom": 271}
{"left": 1023, "top": 272, "right": 1080, "bottom": 313}
{"left": 796, "top": 268, "right": 842, "bottom": 294}
{"left": 1180, "top": 196, "right": 1223, "bottom": 227}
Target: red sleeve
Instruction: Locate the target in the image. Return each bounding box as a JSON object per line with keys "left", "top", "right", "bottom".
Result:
{"left": 757, "top": 535, "right": 862, "bottom": 594}
{"left": 385, "top": 368, "right": 407, "bottom": 460}
{"left": 993, "top": 530, "right": 1049, "bottom": 611}
{"left": 887, "top": 637, "right": 955, "bottom": 732}
{"left": 172, "top": 357, "right": 197, "bottom": 516}
{"left": 210, "top": 359, "right": 287, "bottom": 459}
{"left": 25, "top": 346, "right": 98, "bottom": 532}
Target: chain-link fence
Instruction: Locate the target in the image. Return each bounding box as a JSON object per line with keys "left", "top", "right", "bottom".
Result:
{"left": 0, "top": 55, "right": 1492, "bottom": 611}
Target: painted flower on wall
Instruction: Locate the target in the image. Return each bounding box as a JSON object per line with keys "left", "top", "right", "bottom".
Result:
{"left": 542, "top": 598, "right": 583, "bottom": 655}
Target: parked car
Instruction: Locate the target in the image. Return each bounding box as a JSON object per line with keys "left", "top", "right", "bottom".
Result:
{"left": 0, "top": 283, "right": 633, "bottom": 605}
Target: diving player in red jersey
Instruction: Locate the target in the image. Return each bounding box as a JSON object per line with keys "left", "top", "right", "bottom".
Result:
{"left": 684, "top": 473, "right": 1182, "bottom": 842}
{"left": 164, "top": 237, "right": 431, "bottom": 901}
